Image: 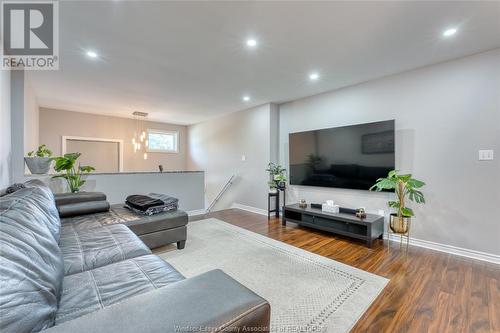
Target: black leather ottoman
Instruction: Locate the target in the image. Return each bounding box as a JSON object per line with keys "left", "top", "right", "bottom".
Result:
{"left": 110, "top": 205, "right": 188, "bottom": 249}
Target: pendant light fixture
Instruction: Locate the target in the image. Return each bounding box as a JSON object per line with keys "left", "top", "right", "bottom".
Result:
{"left": 132, "top": 111, "right": 149, "bottom": 159}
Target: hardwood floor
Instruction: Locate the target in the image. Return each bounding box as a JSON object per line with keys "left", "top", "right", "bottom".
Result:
{"left": 191, "top": 209, "right": 500, "bottom": 333}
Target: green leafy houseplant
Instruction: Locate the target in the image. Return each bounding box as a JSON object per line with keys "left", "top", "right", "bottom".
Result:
{"left": 266, "top": 162, "right": 287, "bottom": 191}
{"left": 52, "top": 153, "right": 95, "bottom": 193}
{"left": 370, "top": 170, "right": 426, "bottom": 233}
{"left": 25, "top": 144, "right": 53, "bottom": 174}
{"left": 27, "top": 144, "right": 52, "bottom": 157}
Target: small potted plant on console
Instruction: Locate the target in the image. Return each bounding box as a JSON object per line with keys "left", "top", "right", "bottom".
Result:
{"left": 25, "top": 144, "right": 53, "bottom": 174}
{"left": 370, "top": 170, "right": 426, "bottom": 234}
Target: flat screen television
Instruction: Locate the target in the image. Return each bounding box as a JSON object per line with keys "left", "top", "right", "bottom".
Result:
{"left": 289, "top": 120, "right": 395, "bottom": 190}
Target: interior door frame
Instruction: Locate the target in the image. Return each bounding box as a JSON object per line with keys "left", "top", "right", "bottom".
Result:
{"left": 61, "top": 136, "right": 124, "bottom": 172}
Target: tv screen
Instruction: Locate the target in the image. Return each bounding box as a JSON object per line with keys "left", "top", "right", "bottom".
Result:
{"left": 289, "top": 120, "right": 395, "bottom": 190}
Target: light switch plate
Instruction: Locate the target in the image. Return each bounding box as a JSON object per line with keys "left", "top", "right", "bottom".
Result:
{"left": 478, "top": 150, "right": 494, "bottom": 161}
{"left": 241, "top": 155, "right": 246, "bottom": 161}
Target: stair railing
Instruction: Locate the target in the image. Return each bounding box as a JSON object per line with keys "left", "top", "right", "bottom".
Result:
{"left": 206, "top": 175, "right": 235, "bottom": 213}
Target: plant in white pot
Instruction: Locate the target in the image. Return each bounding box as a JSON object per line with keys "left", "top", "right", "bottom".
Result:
{"left": 25, "top": 144, "right": 53, "bottom": 174}
{"left": 370, "top": 170, "right": 426, "bottom": 234}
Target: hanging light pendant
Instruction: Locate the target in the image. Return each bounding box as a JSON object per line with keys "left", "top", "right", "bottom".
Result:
{"left": 132, "top": 111, "right": 149, "bottom": 157}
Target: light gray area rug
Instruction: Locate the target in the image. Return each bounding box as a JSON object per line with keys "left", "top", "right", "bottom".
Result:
{"left": 159, "top": 218, "right": 388, "bottom": 333}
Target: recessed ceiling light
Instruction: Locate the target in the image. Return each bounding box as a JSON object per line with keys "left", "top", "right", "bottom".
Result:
{"left": 86, "top": 50, "right": 98, "bottom": 58}
{"left": 243, "top": 96, "right": 250, "bottom": 102}
{"left": 442, "top": 28, "right": 457, "bottom": 37}
{"left": 246, "top": 39, "right": 257, "bottom": 48}
{"left": 309, "top": 72, "right": 320, "bottom": 81}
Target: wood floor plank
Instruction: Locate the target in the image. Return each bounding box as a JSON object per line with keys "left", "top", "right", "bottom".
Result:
{"left": 189, "top": 209, "right": 500, "bottom": 332}
{"left": 488, "top": 277, "right": 500, "bottom": 332}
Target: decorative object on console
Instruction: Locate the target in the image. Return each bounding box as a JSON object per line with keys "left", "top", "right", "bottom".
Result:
{"left": 298, "top": 199, "right": 307, "bottom": 209}
{"left": 356, "top": 207, "right": 367, "bottom": 219}
{"left": 322, "top": 200, "right": 340, "bottom": 214}
{"left": 25, "top": 144, "right": 53, "bottom": 174}
{"left": 370, "top": 170, "right": 426, "bottom": 249}
{"left": 52, "top": 152, "right": 95, "bottom": 193}
{"left": 158, "top": 165, "right": 164, "bottom": 172}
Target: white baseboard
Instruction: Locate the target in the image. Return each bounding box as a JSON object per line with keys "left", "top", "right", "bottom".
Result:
{"left": 186, "top": 209, "right": 206, "bottom": 216}
{"left": 230, "top": 203, "right": 499, "bottom": 265}
{"left": 231, "top": 203, "right": 269, "bottom": 216}
{"left": 385, "top": 233, "right": 499, "bottom": 265}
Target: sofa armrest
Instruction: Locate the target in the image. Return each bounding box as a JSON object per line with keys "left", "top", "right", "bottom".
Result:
{"left": 44, "top": 269, "right": 270, "bottom": 333}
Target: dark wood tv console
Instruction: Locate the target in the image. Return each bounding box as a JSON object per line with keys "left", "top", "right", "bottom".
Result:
{"left": 282, "top": 204, "right": 384, "bottom": 247}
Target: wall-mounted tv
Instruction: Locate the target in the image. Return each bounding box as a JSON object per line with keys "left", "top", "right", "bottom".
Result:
{"left": 289, "top": 120, "right": 395, "bottom": 190}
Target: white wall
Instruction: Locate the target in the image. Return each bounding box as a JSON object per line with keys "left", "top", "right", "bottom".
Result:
{"left": 279, "top": 49, "right": 500, "bottom": 256}
{"left": 24, "top": 76, "right": 39, "bottom": 155}
{"left": 187, "top": 104, "right": 278, "bottom": 211}
{"left": 0, "top": 69, "right": 11, "bottom": 189}
{"left": 10, "top": 71, "right": 25, "bottom": 183}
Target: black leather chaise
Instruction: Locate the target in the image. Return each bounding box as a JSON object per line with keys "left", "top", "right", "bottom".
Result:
{"left": 54, "top": 192, "right": 189, "bottom": 250}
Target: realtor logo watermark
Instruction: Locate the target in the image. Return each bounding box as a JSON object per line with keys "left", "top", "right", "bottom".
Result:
{"left": 1, "top": 0, "right": 59, "bottom": 70}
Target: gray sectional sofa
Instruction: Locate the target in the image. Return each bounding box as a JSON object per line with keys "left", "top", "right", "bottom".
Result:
{"left": 0, "top": 180, "right": 270, "bottom": 333}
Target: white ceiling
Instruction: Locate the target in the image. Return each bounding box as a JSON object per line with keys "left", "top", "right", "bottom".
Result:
{"left": 28, "top": 1, "right": 500, "bottom": 125}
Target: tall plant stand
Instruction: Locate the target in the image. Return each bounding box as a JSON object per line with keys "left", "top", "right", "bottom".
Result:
{"left": 387, "top": 220, "right": 411, "bottom": 252}
{"left": 267, "top": 188, "right": 285, "bottom": 219}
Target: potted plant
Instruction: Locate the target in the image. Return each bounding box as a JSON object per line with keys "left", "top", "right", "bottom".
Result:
{"left": 266, "top": 162, "right": 287, "bottom": 192}
{"left": 267, "top": 180, "right": 278, "bottom": 193}
{"left": 25, "top": 144, "right": 53, "bottom": 174}
{"left": 52, "top": 152, "right": 95, "bottom": 193}
{"left": 370, "top": 170, "right": 426, "bottom": 233}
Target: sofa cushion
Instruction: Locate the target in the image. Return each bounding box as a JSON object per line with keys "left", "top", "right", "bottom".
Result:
{"left": 60, "top": 222, "right": 152, "bottom": 275}
{"left": 55, "top": 255, "right": 184, "bottom": 324}
{"left": 20, "top": 179, "right": 61, "bottom": 241}
{"left": 0, "top": 187, "right": 65, "bottom": 333}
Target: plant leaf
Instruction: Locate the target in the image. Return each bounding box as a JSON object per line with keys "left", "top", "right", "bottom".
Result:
{"left": 79, "top": 165, "right": 95, "bottom": 173}
{"left": 408, "top": 178, "right": 425, "bottom": 188}
{"left": 401, "top": 207, "right": 414, "bottom": 217}
{"left": 388, "top": 201, "right": 400, "bottom": 208}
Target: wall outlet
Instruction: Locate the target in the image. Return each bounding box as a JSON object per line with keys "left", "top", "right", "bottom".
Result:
{"left": 478, "top": 149, "right": 494, "bottom": 161}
